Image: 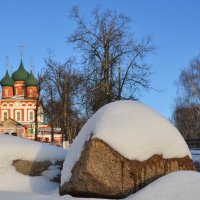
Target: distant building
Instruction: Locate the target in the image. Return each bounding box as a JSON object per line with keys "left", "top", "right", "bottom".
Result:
{"left": 0, "top": 59, "right": 62, "bottom": 146}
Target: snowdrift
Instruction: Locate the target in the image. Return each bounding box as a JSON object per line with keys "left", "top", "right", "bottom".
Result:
{"left": 129, "top": 171, "right": 200, "bottom": 200}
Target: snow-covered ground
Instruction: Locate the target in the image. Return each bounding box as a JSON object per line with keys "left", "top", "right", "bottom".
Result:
{"left": 1, "top": 170, "right": 200, "bottom": 200}
{"left": 0, "top": 101, "right": 200, "bottom": 200}
{"left": 128, "top": 171, "right": 200, "bottom": 200}
{"left": 0, "top": 137, "right": 199, "bottom": 200}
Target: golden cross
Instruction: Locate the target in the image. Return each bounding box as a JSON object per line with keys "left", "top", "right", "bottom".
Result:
{"left": 30, "top": 56, "right": 33, "bottom": 71}
{"left": 5, "top": 56, "right": 9, "bottom": 70}
{"left": 19, "top": 45, "right": 24, "bottom": 59}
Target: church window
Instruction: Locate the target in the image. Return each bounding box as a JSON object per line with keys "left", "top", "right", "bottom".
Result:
{"left": 3, "top": 112, "right": 8, "bottom": 120}
{"left": 30, "top": 111, "right": 34, "bottom": 121}
{"left": 30, "top": 90, "right": 33, "bottom": 96}
{"left": 17, "top": 111, "right": 21, "bottom": 121}
{"left": 5, "top": 90, "right": 8, "bottom": 97}
{"left": 16, "top": 88, "right": 18, "bottom": 95}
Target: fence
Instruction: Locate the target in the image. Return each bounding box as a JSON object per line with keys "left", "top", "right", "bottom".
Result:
{"left": 185, "top": 139, "right": 200, "bottom": 148}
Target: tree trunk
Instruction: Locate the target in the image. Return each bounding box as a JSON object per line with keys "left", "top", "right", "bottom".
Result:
{"left": 34, "top": 95, "right": 40, "bottom": 141}
{"left": 50, "top": 114, "right": 54, "bottom": 144}
{"left": 104, "top": 45, "right": 110, "bottom": 103}
{"left": 63, "top": 98, "right": 68, "bottom": 142}
{"left": 118, "top": 65, "right": 121, "bottom": 100}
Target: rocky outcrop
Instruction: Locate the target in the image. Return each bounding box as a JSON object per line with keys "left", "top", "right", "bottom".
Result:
{"left": 60, "top": 138, "right": 195, "bottom": 199}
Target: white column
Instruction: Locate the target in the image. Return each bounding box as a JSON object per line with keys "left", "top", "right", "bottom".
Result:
{"left": 1, "top": 111, "right": 3, "bottom": 121}
{"left": 24, "top": 107, "right": 27, "bottom": 122}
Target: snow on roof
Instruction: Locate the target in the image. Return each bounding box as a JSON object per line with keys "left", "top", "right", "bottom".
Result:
{"left": 61, "top": 100, "right": 191, "bottom": 185}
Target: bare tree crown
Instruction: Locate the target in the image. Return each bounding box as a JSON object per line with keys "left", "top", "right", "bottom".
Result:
{"left": 69, "top": 6, "right": 154, "bottom": 112}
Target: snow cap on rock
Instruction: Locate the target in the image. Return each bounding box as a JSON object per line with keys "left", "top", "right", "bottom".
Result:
{"left": 61, "top": 100, "right": 191, "bottom": 185}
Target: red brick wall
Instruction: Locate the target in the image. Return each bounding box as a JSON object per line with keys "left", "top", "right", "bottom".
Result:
{"left": 14, "top": 81, "right": 25, "bottom": 96}
{"left": 27, "top": 86, "right": 38, "bottom": 99}
{"left": 2, "top": 86, "right": 13, "bottom": 98}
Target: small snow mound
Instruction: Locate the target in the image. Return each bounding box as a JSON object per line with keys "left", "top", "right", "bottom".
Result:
{"left": 129, "top": 171, "right": 200, "bottom": 200}
{"left": 0, "top": 135, "right": 67, "bottom": 164}
{"left": 61, "top": 100, "right": 191, "bottom": 185}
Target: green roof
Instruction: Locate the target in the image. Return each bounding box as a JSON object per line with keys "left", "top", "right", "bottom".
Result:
{"left": 25, "top": 71, "right": 38, "bottom": 86}
{"left": 0, "top": 70, "right": 14, "bottom": 86}
{"left": 12, "top": 59, "right": 29, "bottom": 81}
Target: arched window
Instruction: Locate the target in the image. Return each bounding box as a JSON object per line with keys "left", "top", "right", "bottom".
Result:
{"left": 30, "top": 90, "right": 33, "bottom": 97}
{"left": 4, "top": 112, "right": 8, "bottom": 120}
{"left": 30, "top": 111, "right": 34, "bottom": 121}
{"left": 2, "top": 110, "right": 8, "bottom": 121}
{"left": 15, "top": 110, "right": 21, "bottom": 121}
{"left": 28, "top": 110, "right": 34, "bottom": 121}
{"left": 17, "top": 111, "right": 20, "bottom": 121}
{"left": 5, "top": 90, "right": 8, "bottom": 97}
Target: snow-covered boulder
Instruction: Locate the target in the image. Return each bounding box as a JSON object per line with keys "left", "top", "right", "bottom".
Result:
{"left": 0, "top": 135, "right": 67, "bottom": 192}
{"left": 60, "top": 100, "right": 194, "bottom": 198}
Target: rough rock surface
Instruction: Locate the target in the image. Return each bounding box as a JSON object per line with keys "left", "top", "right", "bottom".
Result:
{"left": 60, "top": 138, "right": 195, "bottom": 198}
{"left": 13, "top": 160, "right": 52, "bottom": 176}
{"left": 13, "top": 159, "right": 63, "bottom": 182}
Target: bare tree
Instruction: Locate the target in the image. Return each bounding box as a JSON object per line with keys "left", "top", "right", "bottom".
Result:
{"left": 172, "top": 103, "right": 200, "bottom": 139}
{"left": 179, "top": 57, "right": 200, "bottom": 104}
{"left": 42, "top": 58, "right": 83, "bottom": 145}
{"left": 172, "top": 55, "right": 200, "bottom": 139}
{"left": 41, "top": 76, "right": 57, "bottom": 143}
{"left": 69, "top": 6, "right": 154, "bottom": 113}
{"left": 34, "top": 72, "right": 44, "bottom": 141}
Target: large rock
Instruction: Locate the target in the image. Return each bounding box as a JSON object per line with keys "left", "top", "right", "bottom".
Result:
{"left": 60, "top": 101, "right": 194, "bottom": 198}
{"left": 60, "top": 138, "right": 195, "bottom": 198}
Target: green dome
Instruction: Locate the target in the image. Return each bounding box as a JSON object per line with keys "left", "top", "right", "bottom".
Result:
{"left": 1, "top": 70, "right": 14, "bottom": 87}
{"left": 25, "top": 71, "right": 38, "bottom": 86}
{"left": 12, "top": 59, "right": 29, "bottom": 81}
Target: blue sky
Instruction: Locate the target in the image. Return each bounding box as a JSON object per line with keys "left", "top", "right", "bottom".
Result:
{"left": 0, "top": 0, "right": 200, "bottom": 119}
